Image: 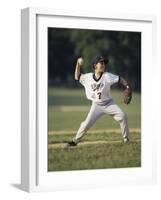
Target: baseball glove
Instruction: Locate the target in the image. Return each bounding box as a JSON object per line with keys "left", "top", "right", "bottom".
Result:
{"left": 123, "top": 86, "right": 132, "bottom": 105}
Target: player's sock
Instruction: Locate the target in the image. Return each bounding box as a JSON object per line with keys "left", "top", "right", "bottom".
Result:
{"left": 123, "top": 137, "right": 129, "bottom": 143}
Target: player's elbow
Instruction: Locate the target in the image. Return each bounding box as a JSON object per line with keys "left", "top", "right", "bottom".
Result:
{"left": 74, "top": 75, "right": 79, "bottom": 80}
{"left": 74, "top": 74, "right": 80, "bottom": 81}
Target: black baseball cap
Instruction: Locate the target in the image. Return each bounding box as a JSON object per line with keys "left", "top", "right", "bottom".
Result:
{"left": 91, "top": 55, "right": 109, "bottom": 67}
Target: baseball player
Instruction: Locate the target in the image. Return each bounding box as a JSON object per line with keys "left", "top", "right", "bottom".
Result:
{"left": 68, "top": 55, "right": 132, "bottom": 146}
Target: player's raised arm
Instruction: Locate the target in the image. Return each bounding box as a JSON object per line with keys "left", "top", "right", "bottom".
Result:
{"left": 74, "top": 57, "right": 84, "bottom": 80}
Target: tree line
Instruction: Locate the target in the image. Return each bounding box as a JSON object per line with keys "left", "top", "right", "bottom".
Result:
{"left": 48, "top": 27, "right": 141, "bottom": 90}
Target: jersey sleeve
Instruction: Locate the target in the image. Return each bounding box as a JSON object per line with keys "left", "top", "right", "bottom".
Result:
{"left": 79, "top": 74, "right": 87, "bottom": 86}
{"left": 108, "top": 73, "right": 119, "bottom": 85}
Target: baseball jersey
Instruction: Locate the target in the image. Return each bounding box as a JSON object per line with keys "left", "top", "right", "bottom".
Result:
{"left": 79, "top": 72, "right": 119, "bottom": 103}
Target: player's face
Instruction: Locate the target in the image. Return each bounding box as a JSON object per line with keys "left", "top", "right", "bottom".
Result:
{"left": 95, "top": 61, "right": 105, "bottom": 73}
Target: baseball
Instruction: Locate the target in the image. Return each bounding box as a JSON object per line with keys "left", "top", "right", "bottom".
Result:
{"left": 77, "top": 57, "right": 84, "bottom": 66}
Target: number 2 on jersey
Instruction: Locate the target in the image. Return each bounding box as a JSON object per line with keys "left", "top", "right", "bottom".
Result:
{"left": 97, "top": 92, "right": 101, "bottom": 99}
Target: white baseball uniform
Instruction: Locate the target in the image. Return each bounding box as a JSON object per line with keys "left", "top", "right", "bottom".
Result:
{"left": 73, "top": 72, "right": 129, "bottom": 143}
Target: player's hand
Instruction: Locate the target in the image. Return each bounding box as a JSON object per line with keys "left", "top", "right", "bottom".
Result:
{"left": 77, "top": 57, "right": 84, "bottom": 66}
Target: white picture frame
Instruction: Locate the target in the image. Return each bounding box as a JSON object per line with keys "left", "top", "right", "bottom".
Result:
{"left": 21, "top": 7, "right": 157, "bottom": 192}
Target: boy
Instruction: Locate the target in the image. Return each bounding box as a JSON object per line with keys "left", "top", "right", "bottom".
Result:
{"left": 68, "top": 55, "right": 132, "bottom": 146}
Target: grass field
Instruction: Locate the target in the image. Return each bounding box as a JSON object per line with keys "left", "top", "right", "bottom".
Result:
{"left": 48, "top": 87, "right": 141, "bottom": 171}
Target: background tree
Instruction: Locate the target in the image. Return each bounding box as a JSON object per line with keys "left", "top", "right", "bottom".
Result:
{"left": 48, "top": 28, "right": 141, "bottom": 91}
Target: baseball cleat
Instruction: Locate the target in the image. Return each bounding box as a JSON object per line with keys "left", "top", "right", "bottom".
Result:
{"left": 67, "top": 141, "right": 77, "bottom": 146}
{"left": 123, "top": 137, "right": 129, "bottom": 143}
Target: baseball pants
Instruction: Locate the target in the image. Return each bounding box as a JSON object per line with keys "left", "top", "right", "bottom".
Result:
{"left": 73, "top": 100, "right": 129, "bottom": 143}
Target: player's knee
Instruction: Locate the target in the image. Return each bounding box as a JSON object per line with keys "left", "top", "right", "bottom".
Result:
{"left": 81, "top": 117, "right": 94, "bottom": 130}
{"left": 114, "top": 112, "right": 127, "bottom": 122}
{"left": 120, "top": 112, "right": 127, "bottom": 121}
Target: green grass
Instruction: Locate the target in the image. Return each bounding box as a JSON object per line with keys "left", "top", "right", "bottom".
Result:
{"left": 48, "top": 141, "right": 141, "bottom": 171}
{"left": 48, "top": 87, "right": 141, "bottom": 131}
{"left": 48, "top": 131, "right": 140, "bottom": 144}
{"left": 48, "top": 87, "right": 141, "bottom": 171}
